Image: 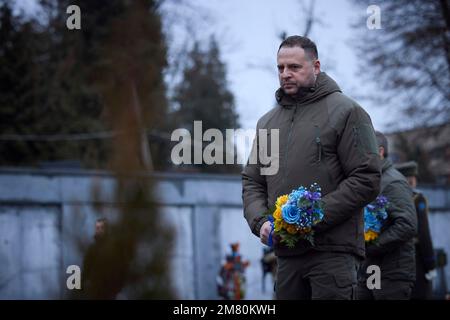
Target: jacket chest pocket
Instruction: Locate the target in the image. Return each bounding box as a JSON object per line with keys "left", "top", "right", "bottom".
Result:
{"left": 287, "top": 121, "right": 336, "bottom": 179}
{"left": 292, "top": 122, "right": 327, "bottom": 165}
{"left": 310, "top": 123, "right": 336, "bottom": 191}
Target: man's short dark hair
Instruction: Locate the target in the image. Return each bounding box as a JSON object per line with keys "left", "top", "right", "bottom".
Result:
{"left": 375, "top": 131, "right": 389, "bottom": 158}
{"left": 278, "top": 35, "right": 318, "bottom": 61}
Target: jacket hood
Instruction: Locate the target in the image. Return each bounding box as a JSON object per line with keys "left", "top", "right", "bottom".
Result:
{"left": 381, "top": 158, "right": 393, "bottom": 173}
{"left": 275, "top": 72, "right": 342, "bottom": 107}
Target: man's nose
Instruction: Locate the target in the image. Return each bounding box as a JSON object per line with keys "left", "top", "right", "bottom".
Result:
{"left": 280, "top": 69, "right": 291, "bottom": 79}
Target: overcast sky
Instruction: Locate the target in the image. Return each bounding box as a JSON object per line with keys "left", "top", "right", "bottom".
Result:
{"left": 17, "top": 0, "right": 391, "bottom": 133}
{"left": 171, "top": 0, "right": 389, "bottom": 132}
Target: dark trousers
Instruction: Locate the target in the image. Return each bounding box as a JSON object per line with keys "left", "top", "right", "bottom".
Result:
{"left": 275, "top": 251, "right": 359, "bottom": 300}
{"left": 411, "top": 259, "right": 433, "bottom": 300}
{"left": 357, "top": 279, "right": 414, "bottom": 300}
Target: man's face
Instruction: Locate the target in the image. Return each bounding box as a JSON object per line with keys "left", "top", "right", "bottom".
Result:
{"left": 277, "top": 46, "right": 320, "bottom": 96}
{"left": 406, "top": 176, "right": 417, "bottom": 189}
{"left": 95, "top": 221, "right": 106, "bottom": 237}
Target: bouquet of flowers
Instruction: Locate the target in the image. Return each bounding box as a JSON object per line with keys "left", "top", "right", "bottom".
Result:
{"left": 364, "top": 195, "right": 389, "bottom": 243}
{"left": 268, "top": 183, "right": 324, "bottom": 248}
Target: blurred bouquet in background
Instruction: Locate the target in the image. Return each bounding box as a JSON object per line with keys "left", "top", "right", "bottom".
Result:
{"left": 268, "top": 183, "right": 324, "bottom": 248}
{"left": 364, "top": 195, "right": 389, "bottom": 243}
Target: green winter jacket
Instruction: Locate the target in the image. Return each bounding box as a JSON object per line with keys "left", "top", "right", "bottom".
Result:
{"left": 362, "top": 158, "right": 417, "bottom": 281}
{"left": 242, "top": 72, "right": 381, "bottom": 258}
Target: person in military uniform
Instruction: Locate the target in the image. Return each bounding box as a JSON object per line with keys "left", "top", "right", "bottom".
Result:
{"left": 396, "top": 161, "right": 437, "bottom": 300}
{"left": 357, "top": 132, "right": 417, "bottom": 300}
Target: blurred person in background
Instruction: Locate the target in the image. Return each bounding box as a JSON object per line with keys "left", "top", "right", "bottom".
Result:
{"left": 396, "top": 161, "right": 437, "bottom": 299}
{"left": 81, "top": 217, "right": 126, "bottom": 299}
{"left": 357, "top": 132, "right": 417, "bottom": 300}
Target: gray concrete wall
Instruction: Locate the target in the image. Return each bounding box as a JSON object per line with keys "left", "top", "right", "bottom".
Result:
{"left": 0, "top": 168, "right": 449, "bottom": 299}
{"left": 0, "top": 168, "right": 272, "bottom": 300}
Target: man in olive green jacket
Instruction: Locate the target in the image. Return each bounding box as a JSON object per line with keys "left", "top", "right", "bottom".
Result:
{"left": 242, "top": 36, "right": 381, "bottom": 299}
{"left": 357, "top": 132, "right": 417, "bottom": 300}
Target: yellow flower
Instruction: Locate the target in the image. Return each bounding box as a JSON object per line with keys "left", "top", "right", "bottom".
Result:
{"left": 273, "top": 207, "right": 282, "bottom": 221}
{"left": 274, "top": 220, "right": 282, "bottom": 232}
{"left": 299, "top": 227, "right": 311, "bottom": 234}
{"left": 365, "top": 230, "right": 378, "bottom": 242}
{"left": 287, "top": 224, "right": 297, "bottom": 234}
{"left": 276, "top": 195, "right": 289, "bottom": 209}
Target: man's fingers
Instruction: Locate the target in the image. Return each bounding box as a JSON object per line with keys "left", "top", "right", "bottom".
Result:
{"left": 261, "top": 230, "right": 274, "bottom": 245}
{"left": 260, "top": 234, "right": 267, "bottom": 245}
{"left": 260, "top": 221, "right": 273, "bottom": 245}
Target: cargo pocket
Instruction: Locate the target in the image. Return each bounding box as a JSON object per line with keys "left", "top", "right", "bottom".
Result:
{"left": 333, "top": 273, "right": 356, "bottom": 300}
{"left": 311, "top": 273, "right": 354, "bottom": 300}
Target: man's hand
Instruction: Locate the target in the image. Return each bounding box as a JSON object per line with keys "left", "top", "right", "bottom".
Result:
{"left": 260, "top": 221, "right": 273, "bottom": 245}
{"left": 425, "top": 269, "right": 437, "bottom": 281}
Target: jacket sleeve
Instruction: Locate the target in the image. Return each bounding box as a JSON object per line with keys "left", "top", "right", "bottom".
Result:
{"left": 315, "top": 105, "right": 381, "bottom": 232}
{"left": 366, "top": 181, "right": 418, "bottom": 256}
{"left": 242, "top": 124, "right": 269, "bottom": 237}
{"left": 415, "top": 194, "right": 436, "bottom": 271}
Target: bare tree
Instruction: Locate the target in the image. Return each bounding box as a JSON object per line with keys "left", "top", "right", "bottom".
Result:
{"left": 247, "top": 0, "right": 322, "bottom": 75}
{"left": 300, "top": 0, "right": 317, "bottom": 38}
{"left": 158, "top": 0, "right": 214, "bottom": 103}
{"left": 352, "top": 0, "right": 450, "bottom": 130}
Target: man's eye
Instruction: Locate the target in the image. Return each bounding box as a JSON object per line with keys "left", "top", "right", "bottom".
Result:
{"left": 277, "top": 66, "right": 283, "bottom": 72}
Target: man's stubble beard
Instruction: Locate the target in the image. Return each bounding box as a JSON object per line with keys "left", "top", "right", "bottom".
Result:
{"left": 287, "top": 74, "right": 317, "bottom": 97}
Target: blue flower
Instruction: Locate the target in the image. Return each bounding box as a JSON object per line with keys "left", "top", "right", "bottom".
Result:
{"left": 364, "top": 195, "right": 389, "bottom": 234}
{"left": 379, "top": 209, "right": 388, "bottom": 220}
{"left": 288, "top": 187, "right": 306, "bottom": 205}
{"left": 364, "top": 219, "right": 377, "bottom": 233}
{"left": 364, "top": 207, "right": 384, "bottom": 233}
{"left": 282, "top": 204, "right": 301, "bottom": 224}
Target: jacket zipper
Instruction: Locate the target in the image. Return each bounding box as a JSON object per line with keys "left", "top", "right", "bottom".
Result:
{"left": 282, "top": 105, "right": 298, "bottom": 188}
{"left": 315, "top": 125, "right": 322, "bottom": 163}
{"left": 353, "top": 126, "right": 359, "bottom": 147}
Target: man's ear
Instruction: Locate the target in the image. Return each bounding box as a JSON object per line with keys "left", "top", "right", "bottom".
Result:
{"left": 378, "top": 146, "right": 385, "bottom": 158}
{"left": 313, "top": 59, "right": 321, "bottom": 75}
